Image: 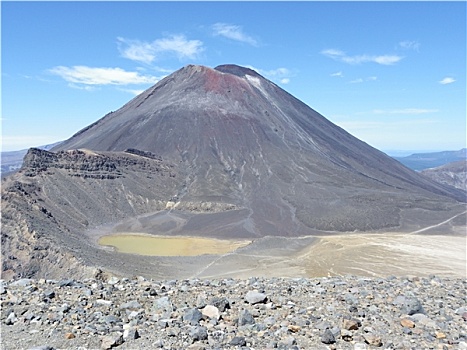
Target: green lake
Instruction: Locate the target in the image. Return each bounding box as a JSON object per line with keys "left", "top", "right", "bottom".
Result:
{"left": 98, "top": 234, "right": 251, "bottom": 256}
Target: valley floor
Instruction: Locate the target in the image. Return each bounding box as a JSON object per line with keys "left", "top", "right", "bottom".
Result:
{"left": 86, "top": 226, "right": 467, "bottom": 281}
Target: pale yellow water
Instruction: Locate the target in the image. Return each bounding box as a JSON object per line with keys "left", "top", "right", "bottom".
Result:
{"left": 98, "top": 234, "right": 251, "bottom": 256}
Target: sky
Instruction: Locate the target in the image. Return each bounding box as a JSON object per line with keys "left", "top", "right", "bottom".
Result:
{"left": 2, "top": 1, "right": 466, "bottom": 154}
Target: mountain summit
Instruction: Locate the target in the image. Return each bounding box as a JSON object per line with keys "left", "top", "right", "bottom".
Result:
{"left": 53, "top": 64, "right": 464, "bottom": 233}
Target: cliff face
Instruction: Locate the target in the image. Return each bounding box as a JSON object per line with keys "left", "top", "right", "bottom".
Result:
{"left": 1, "top": 148, "right": 182, "bottom": 280}
{"left": 421, "top": 160, "right": 467, "bottom": 192}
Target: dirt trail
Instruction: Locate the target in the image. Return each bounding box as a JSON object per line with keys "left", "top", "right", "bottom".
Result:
{"left": 409, "top": 210, "right": 467, "bottom": 234}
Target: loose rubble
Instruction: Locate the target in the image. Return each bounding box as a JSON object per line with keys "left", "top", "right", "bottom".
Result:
{"left": 1, "top": 275, "right": 466, "bottom": 349}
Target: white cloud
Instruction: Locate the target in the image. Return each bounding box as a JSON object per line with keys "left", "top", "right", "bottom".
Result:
{"left": 321, "top": 49, "right": 345, "bottom": 57}
{"left": 330, "top": 71, "right": 343, "bottom": 78}
{"left": 321, "top": 48, "right": 403, "bottom": 65}
{"left": 372, "top": 55, "right": 402, "bottom": 65}
{"left": 372, "top": 108, "right": 439, "bottom": 115}
{"left": 212, "top": 23, "right": 258, "bottom": 46}
{"left": 247, "top": 66, "right": 293, "bottom": 84}
{"left": 67, "top": 83, "right": 99, "bottom": 91}
{"left": 350, "top": 78, "right": 364, "bottom": 84}
{"left": 349, "top": 76, "right": 377, "bottom": 84}
{"left": 117, "top": 35, "right": 204, "bottom": 64}
{"left": 439, "top": 77, "right": 456, "bottom": 85}
{"left": 155, "top": 35, "right": 204, "bottom": 59}
{"left": 117, "top": 38, "right": 155, "bottom": 64}
{"left": 118, "top": 88, "right": 146, "bottom": 96}
{"left": 399, "top": 40, "right": 420, "bottom": 51}
{"left": 49, "top": 66, "right": 160, "bottom": 86}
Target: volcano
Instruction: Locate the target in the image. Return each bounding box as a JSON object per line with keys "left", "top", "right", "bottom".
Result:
{"left": 2, "top": 64, "right": 465, "bottom": 279}
{"left": 53, "top": 64, "right": 464, "bottom": 232}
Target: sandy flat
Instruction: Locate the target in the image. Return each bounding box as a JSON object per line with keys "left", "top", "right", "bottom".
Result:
{"left": 191, "top": 233, "right": 466, "bottom": 280}
{"left": 297, "top": 233, "right": 466, "bottom": 278}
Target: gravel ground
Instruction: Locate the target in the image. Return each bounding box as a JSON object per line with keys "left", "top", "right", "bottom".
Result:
{"left": 1, "top": 275, "right": 466, "bottom": 350}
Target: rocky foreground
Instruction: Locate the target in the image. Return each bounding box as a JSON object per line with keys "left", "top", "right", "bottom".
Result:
{"left": 1, "top": 275, "right": 466, "bottom": 350}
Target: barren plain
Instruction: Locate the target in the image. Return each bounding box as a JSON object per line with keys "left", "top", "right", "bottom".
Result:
{"left": 88, "top": 208, "right": 466, "bottom": 281}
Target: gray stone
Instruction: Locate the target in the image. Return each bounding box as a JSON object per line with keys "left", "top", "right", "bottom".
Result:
{"left": 363, "top": 333, "right": 382, "bottom": 347}
{"left": 154, "top": 296, "right": 172, "bottom": 312}
{"left": 315, "top": 320, "right": 332, "bottom": 330}
{"left": 107, "top": 277, "right": 120, "bottom": 285}
{"left": 10, "top": 278, "right": 34, "bottom": 287}
{"left": 58, "top": 279, "right": 75, "bottom": 287}
{"left": 196, "top": 294, "right": 207, "bottom": 309}
{"left": 210, "top": 297, "right": 230, "bottom": 312}
{"left": 230, "top": 336, "right": 247, "bottom": 346}
{"left": 153, "top": 339, "right": 164, "bottom": 348}
{"left": 281, "top": 336, "right": 297, "bottom": 346}
{"left": 123, "top": 328, "right": 140, "bottom": 340}
{"left": 321, "top": 329, "right": 336, "bottom": 344}
{"left": 43, "top": 290, "right": 55, "bottom": 299}
{"left": 6, "top": 312, "right": 17, "bottom": 325}
{"left": 202, "top": 305, "right": 220, "bottom": 320}
{"left": 101, "top": 333, "right": 123, "bottom": 350}
{"left": 342, "top": 317, "right": 360, "bottom": 330}
{"left": 183, "top": 308, "right": 203, "bottom": 325}
{"left": 402, "top": 296, "right": 425, "bottom": 315}
{"left": 238, "top": 309, "right": 255, "bottom": 326}
{"left": 341, "top": 329, "right": 353, "bottom": 341}
{"left": 245, "top": 291, "right": 267, "bottom": 304}
{"left": 190, "top": 326, "right": 208, "bottom": 341}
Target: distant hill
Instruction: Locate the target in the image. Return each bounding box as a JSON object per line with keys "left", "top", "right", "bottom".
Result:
{"left": 1, "top": 141, "right": 62, "bottom": 176}
{"left": 394, "top": 148, "right": 467, "bottom": 171}
{"left": 421, "top": 160, "right": 467, "bottom": 192}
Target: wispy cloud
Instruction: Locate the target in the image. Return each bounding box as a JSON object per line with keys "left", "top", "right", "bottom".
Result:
{"left": 372, "top": 108, "right": 439, "bottom": 115}
{"left": 349, "top": 76, "right": 377, "bottom": 84}
{"left": 350, "top": 78, "right": 364, "bottom": 84}
{"left": 439, "top": 77, "right": 456, "bottom": 85}
{"left": 398, "top": 40, "right": 420, "bottom": 51}
{"left": 321, "top": 48, "right": 403, "bottom": 65}
{"left": 247, "top": 66, "right": 293, "bottom": 84}
{"left": 330, "top": 71, "right": 343, "bottom": 78}
{"left": 212, "top": 23, "right": 258, "bottom": 46}
{"left": 49, "top": 66, "right": 160, "bottom": 86}
{"left": 118, "top": 88, "right": 146, "bottom": 96}
{"left": 117, "top": 35, "right": 204, "bottom": 64}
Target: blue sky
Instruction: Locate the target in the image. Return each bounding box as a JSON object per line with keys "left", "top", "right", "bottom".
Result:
{"left": 2, "top": 1, "right": 466, "bottom": 153}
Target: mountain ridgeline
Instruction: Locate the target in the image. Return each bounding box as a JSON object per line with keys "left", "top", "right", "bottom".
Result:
{"left": 2, "top": 64, "right": 465, "bottom": 280}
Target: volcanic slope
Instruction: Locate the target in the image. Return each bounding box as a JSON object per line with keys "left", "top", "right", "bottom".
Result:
{"left": 53, "top": 64, "right": 465, "bottom": 234}
{"left": 2, "top": 64, "right": 466, "bottom": 280}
